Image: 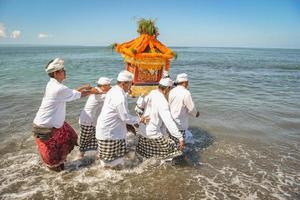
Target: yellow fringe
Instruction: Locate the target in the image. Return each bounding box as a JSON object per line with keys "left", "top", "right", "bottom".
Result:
{"left": 129, "top": 85, "right": 158, "bottom": 97}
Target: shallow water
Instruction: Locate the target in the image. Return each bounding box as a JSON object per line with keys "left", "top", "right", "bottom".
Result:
{"left": 0, "top": 46, "right": 299, "bottom": 199}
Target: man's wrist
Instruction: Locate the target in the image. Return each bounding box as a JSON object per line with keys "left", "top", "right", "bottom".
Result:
{"left": 139, "top": 117, "right": 144, "bottom": 123}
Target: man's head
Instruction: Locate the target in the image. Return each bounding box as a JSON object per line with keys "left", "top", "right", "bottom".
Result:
{"left": 158, "top": 77, "right": 173, "bottom": 95}
{"left": 45, "top": 58, "right": 66, "bottom": 82}
{"left": 117, "top": 70, "right": 134, "bottom": 93}
{"left": 176, "top": 73, "right": 189, "bottom": 88}
{"left": 97, "top": 77, "right": 112, "bottom": 92}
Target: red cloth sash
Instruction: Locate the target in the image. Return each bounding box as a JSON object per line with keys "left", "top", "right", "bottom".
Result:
{"left": 35, "top": 122, "right": 78, "bottom": 167}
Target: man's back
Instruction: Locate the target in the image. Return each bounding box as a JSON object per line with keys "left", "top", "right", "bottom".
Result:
{"left": 169, "top": 85, "right": 197, "bottom": 130}
{"left": 143, "top": 90, "right": 167, "bottom": 138}
{"left": 79, "top": 90, "right": 106, "bottom": 126}
{"left": 142, "top": 89, "right": 181, "bottom": 139}
{"left": 34, "top": 78, "right": 81, "bottom": 128}
{"left": 96, "top": 85, "right": 126, "bottom": 140}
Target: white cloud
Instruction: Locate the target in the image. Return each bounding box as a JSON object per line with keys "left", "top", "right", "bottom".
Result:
{"left": 38, "top": 33, "right": 51, "bottom": 39}
{"left": 10, "top": 30, "right": 21, "bottom": 39}
{"left": 0, "top": 23, "right": 7, "bottom": 38}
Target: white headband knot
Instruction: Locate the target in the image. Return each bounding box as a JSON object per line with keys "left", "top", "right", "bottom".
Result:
{"left": 45, "top": 58, "right": 64, "bottom": 73}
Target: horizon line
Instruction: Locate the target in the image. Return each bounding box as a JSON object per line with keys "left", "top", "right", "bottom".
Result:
{"left": 0, "top": 44, "right": 299, "bottom": 50}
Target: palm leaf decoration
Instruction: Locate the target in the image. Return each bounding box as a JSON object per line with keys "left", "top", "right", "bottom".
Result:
{"left": 137, "top": 18, "right": 159, "bottom": 36}
{"left": 115, "top": 18, "right": 176, "bottom": 63}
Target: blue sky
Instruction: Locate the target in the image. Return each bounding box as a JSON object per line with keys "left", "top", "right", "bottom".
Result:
{"left": 0, "top": 0, "right": 299, "bottom": 48}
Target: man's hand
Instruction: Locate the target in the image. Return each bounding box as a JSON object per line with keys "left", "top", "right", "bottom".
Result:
{"left": 76, "top": 84, "right": 92, "bottom": 92}
{"left": 140, "top": 116, "right": 150, "bottom": 124}
{"left": 76, "top": 84, "right": 93, "bottom": 97}
{"left": 178, "top": 137, "right": 185, "bottom": 151}
{"left": 80, "top": 89, "right": 91, "bottom": 97}
{"left": 90, "top": 87, "right": 105, "bottom": 95}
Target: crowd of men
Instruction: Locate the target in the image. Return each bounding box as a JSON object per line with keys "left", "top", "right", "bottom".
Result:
{"left": 32, "top": 58, "right": 199, "bottom": 171}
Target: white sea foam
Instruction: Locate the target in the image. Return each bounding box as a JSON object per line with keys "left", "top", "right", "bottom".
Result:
{"left": 1, "top": 130, "right": 299, "bottom": 199}
{"left": 181, "top": 139, "right": 300, "bottom": 200}
{"left": 0, "top": 126, "right": 298, "bottom": 199}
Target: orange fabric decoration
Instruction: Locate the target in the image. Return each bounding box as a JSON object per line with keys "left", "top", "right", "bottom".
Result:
{"left": 115, "top": 34, "right": 175, "bottom": 65}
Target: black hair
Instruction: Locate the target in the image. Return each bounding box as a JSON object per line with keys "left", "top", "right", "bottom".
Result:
{"left": 177, "top": 81, "right": 185, "bottom": 86}
{"left": 117, "top": 81, "right": 131, "bottom": 85}
{"left": 48, "top": 72, "right": 55, "bottom": 78}
{"left": 158, "top": 84, "right": 169, "bottom": 90}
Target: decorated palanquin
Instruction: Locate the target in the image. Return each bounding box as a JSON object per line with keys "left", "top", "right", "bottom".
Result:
{"left": 115, "top": 19, "right": 176, "bottom": 97}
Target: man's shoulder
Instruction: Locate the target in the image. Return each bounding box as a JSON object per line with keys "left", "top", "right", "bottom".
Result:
{"left": 106, "top": 86, "right": 125, "bottom": 102}
{"left": 46, "top": 80, "right": 64, "bottom": 93}
{"left": 48, "top": 78, "right": 68, "bottom": 88}
{"left": 152, "top": 91, "right": 168, "bottom": 105}
{"left": 170, "top": 86, "right": 188, "bottom": 95}
{"left": 108, "top": 86, "right": 124, "bottom": 96}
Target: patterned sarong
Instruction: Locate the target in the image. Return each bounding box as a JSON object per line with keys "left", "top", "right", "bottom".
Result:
{"left": 35, "top": 122, "right": 78, "bottom": 168}
{"left": 79, "top": 124, "right": 98, "bottom": 152}
{"left": 136, "top": 135, "right": 181, "bottom": 159}
{"left": 169, "top": 130, "right": 185, "bottom": 145}
{"left": 97, "top": 139, "right": 127, "bottom": 161}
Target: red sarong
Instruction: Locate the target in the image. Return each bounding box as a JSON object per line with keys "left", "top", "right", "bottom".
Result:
{"left": 35, "top": 122, "right": 78, "bottom": 167}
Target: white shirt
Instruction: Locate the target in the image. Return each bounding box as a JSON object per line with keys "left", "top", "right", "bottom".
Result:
{"left": 33, "top": 78, "right": 81, "bottom": 128}
{"left": 168, "top": 85, "right": 198, "bottom": 131}
{"left": 79, "top": 87, "right": 106, "bottom": 126}
{"left": 139, "top": 89, "right": 182, "bottom": 139}
{"left": 96, "top": 85, "right": 139, "bottom": 140}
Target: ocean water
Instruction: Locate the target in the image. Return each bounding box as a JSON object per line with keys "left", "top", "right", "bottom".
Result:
{"left": 0, "top": 46, "right": 299, "bottom": 199}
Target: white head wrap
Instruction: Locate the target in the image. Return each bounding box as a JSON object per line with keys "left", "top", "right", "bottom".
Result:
{"left": 117, "top": 70, "right": 133, "bottom": 82}
{"left": 159, "top": 77, "right": 173, "bottom": 87}
{"left": 176, "top": 73, "right": 188, "bottom": 83}
{"left": 45, "top": 58, "right": 64, "bottom": 73}
{"left": 97, "top": 77, "right": 112, "bottom": 85}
